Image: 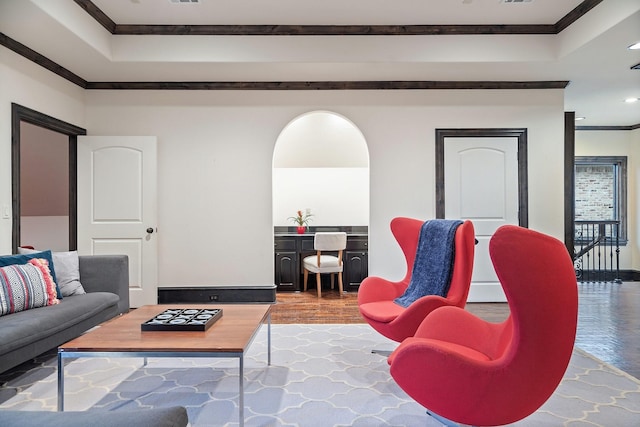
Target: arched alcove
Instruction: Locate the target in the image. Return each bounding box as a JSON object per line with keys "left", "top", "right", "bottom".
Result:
{"left": 273, "top": 111, "right": 369, "bottom": 227}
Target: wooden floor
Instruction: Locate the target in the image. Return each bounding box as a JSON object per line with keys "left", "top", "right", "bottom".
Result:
{"left": 271, "top": 282, "right": 640, "bottom": 379}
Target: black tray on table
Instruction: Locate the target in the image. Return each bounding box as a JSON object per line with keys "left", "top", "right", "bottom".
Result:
{"left": 141, "top": 308, "right": 223, "bottom": 331}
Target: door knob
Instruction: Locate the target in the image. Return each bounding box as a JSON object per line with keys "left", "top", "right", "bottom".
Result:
{"left": 146, "top": 227, "right": 155, "bottom": 234}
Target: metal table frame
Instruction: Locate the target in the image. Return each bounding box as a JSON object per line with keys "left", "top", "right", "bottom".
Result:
{"left": 58, "top": 313, "right": 271, "bottom": 427}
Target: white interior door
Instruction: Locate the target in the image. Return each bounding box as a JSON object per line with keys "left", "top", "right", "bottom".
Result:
{"left": 444, "top": 137, "right": 520, "bottom": 302}
{"left": 77, "top": 136, "right": 158, "bottom": 307}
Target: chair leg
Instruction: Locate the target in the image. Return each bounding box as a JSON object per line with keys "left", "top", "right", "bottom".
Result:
{"left": 330, "top": 273, "right": 335, "bottom": 289}
{"left": 426, "top": 410, "right": 467, "bottom": 427}
{"left": 316, "top": 273, "right": 322, "bottom": 297}
{"left": 303, "top": 269, "right": 308, "bottom": 291}
{"left": 371, "top": 349, "right": 393, "bottom": 356}
{"left": 338, "top": 272, "right": 344, "bottom": 295}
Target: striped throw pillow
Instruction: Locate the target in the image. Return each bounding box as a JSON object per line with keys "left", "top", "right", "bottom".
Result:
{"left": 0, "top": 258, "right": 59, "bottom": 316}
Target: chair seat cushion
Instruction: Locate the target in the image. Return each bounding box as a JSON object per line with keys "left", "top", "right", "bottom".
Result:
{"left": 303, "top": 255, "right": 343, "bottom": 273}
{"left": 389, "top": 338, "right": 492, "bottom": 365}
{"left": 359, "top": 301, "right": 404, "bottom": 323}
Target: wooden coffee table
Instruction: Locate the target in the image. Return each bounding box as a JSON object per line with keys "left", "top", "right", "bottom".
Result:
{"left": 57, "top": 304, "right": 272, "bottom": 426}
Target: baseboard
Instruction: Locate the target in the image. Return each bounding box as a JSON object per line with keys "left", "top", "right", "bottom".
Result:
{"left": 618, "top": 270, "right": 640, "bottom": 281}
{"left": 158, "top": 286, "right": 277, "bottom": 304}
{"left": 580, "top": 270, "right": 640, "bottom": 282}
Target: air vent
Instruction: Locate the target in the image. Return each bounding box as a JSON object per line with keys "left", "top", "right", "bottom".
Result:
{"left": 169, "top": 0, "right": 199, "bottom": 4}
{"left": 502, "top": 0, "right": 533, "bottom": 3}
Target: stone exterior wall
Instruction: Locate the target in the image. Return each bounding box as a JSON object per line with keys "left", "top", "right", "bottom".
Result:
{"left": 575, "top": 165, "right": 615, "bottom": 220}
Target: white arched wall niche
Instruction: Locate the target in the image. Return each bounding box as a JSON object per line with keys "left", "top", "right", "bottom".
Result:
{"left": 273, "top": 111, "right": 370, "bottom": 227}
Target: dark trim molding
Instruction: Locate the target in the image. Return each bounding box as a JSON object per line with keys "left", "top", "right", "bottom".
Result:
{"left": 0, "top": 32, "right": 87, "bottom": 88}
{"left": 110, "top": 24, "right": 559, "bottom": 36}
{"left": 85, "top": 80, "right": 570, "bottom": 91}
{"left": 615, "top": 270, "right": 640, "bottom": 282}
{"left": 73, "top": 0, "right": 602, "bottom": 36}
{"left": 555, "top": 0, "right": 603, "bottom": 33}
{"left": 11, "top": 104, "right": 86, "bottom": 253}
{"left": 158, "top": 286, "right": 277, "bottom": 304}
{"left": 435, "top": 128, "right": 528, "bottom": 227}
{"left": 564, "top": 112, "right": 576, "bottom": 257}
{"left": 73, "top": 0, "right": 116, "bottom": 33}
{"left": 577, "top": 124, "right": 640, "bottom": 131}
{"left": 0, "top": 30, "right": 571, "bottom": 93}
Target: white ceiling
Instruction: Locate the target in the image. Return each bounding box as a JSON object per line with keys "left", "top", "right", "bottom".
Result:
{"left": 1, "top": 0, "right": 639, "bottom": 127}
{"left": 95, "top": 0, "right": 583, "bottom": 26}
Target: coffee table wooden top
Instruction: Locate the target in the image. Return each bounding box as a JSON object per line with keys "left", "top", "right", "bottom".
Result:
{"left": 59, "top": 304, "right": 272, "bottom": 354}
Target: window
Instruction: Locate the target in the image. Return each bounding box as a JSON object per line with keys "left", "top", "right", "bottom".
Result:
{"left": 574, "top": 156, "right": 627, "bottom": 244}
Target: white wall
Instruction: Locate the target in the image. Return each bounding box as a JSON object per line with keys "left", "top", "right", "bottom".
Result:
{"left": 20, "top": 216, "right": 68, "bottom": 251}
{"left": 576, "top": 128, "right": 640, "bottom": 270}
{"left": 1, "top": 46, "right": 567, "bottom": 289}
{"left": 273, "top": 168, "right": 369, "bottom": 227}
{"left": 83, "top": 89, "right": 565, "bottom": 286}
{"left": 0, "top": 47, "right": 85, "bottom": 255}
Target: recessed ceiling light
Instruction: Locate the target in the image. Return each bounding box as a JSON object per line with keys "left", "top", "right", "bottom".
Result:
{"left": 575, "top": 117, "right": 586, "bottom": 121}
{"left": 628, "top": 42, "right": 640, "bottom": 50}
{"left": 624, "top": 97, "right": 639, "bottom": 103}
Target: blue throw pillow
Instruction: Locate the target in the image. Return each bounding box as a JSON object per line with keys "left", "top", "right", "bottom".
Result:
{"left": 0, "top": 250, "right": 63, "bottom": 299}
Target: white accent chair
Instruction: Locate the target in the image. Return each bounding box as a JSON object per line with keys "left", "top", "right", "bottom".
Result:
{"left": 303, "top": 232, "right": 347, "bottom": 297}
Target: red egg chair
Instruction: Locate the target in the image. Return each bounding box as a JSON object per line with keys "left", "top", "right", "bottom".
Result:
{"left": 358, "top": 217, "right": 475, "bottom": 343}
{"left": 388, "top": 225, "right": 579, "bottom": 426}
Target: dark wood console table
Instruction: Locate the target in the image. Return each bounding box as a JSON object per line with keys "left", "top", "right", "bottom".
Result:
{"left": 274, "top": 226, "right": 368, "bottom": 292}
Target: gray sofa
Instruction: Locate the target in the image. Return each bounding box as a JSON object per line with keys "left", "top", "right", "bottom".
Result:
{"left": 0, "top": 255, "right": 129, "bottom": 373}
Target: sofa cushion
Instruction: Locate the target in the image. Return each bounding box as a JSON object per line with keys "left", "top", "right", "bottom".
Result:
{"left": 0, "top": 292, "right": 118, "bottom": 358}
{"left": 19, "top": 248, "right": 85, "bottom": 297}
{"left": 0, "top": 406, "right": 189, "bottom": 427}
{"left": 0, "top": 259, "right": 59, "bottom": 316}
{"left": 0, "top": 251, "right": 63, "bottom": 299}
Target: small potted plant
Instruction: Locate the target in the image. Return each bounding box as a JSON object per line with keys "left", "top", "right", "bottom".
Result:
{"left": 289, "top": 209, "right": 313, "bottom": 234}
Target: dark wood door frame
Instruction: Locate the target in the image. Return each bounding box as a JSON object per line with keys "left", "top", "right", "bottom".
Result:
{"left": 564, "top": 112, "right": 576, "bottom": 257}
{"left": 435, "top": 128, "right": 528, "bottom": 227}
{"left": 11, "top": 103, "right": 86, "bottom": 253}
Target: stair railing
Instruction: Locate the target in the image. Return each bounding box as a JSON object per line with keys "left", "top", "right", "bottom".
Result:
{"left": 573, "top": 220, "right": 621, "bottom": 283}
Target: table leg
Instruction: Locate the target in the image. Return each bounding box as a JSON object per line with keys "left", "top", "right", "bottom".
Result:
{"left": 57, "top": 352, "right": 64, "bottom": 411}
{"left": 239, "top": 355, "right": 244, "bottom": 427}
{"left": 267, "top": 313, "right": 271, "bottom": 366}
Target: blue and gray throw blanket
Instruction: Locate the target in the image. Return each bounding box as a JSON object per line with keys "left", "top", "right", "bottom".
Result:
{"left": 394, "top": 219, "right": 463, "bottom": 308}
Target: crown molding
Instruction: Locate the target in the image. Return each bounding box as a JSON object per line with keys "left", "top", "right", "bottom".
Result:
{"left": 72, "top": 0, "right": 602, "bottom": 36}
{"left": 576, "top": 124, "right": 640, "bottom": 131}
{"left": 0, "top": 33, "right": 87, "bottom": 88}
{"left": 84, "top": 81, "right": 570, "bottom": 90}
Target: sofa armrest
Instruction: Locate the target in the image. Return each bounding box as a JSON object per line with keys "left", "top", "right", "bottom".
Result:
{"left": 79, "top": 255, "right": 130, "bottom": 314}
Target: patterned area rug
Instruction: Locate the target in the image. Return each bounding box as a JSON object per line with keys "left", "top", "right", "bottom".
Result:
{"left": 1, "top": 324, "right": 639, "bottom": 426}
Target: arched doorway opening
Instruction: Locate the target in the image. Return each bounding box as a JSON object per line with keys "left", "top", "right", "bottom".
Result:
{"left": 273, "top": 110, "right": 369, "bottom": 227}
{"left": 272, "top": 111, "right": 370, "bottom": 293}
